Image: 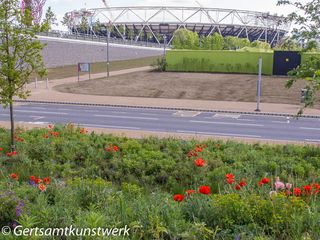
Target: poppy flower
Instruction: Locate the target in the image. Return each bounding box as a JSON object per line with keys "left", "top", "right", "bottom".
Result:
{"left": 38, "top": 184, "right": 46, "bottom": 192}
{"left": 47, "top": 124, "right": 54, "bottom": 129}
{"left": 239, "top": 181, "right": 246, "bottom": 187}
{"left": 113, "top": 146, "right": 119, "bottom": 152}
{"left": 227, "top": 178, "right": 235, "bottom": 184}
{"left": 10, "top": 173, "right": 18, "bottom": 180}
{"left": 43, "top": 177, "right": 51, "bottom": 185}
{"left": 186, "top": 190, "right": 196, "bottom": 195}
{"left": 261, "top": 178, "right": 270, "bottom": 184}
{"left": 35, "top": 178, "right": 42, "bottom": 184}
{"left": 294, "top": 187, "right": 302, "bottom": 196}
{"left": 173, "top": 194, "right": 184, "bottom": 202}
{"left": 226, "top": 173, "right": 235, "bottom": 179}
{"left": 195, "top": 158, "right": 205, "bottom": 167}
{"left": 258, "top": 181, "right": 263, "bottom": 186}
{"left": 235, "top": 185, "right": 241, "bottom": 190}
{"left": 199, "top": 185, "right": 211, "bottom": 195}
{"left": 42, "top": 134, "right": 49, "bottom": 139}
{"left": 6, "top": 152, "right": 13, "bottom": 157}
{"left": 0, "top": 147, "right": 3, "bottom": 151}
{"left": 303, "top": 185, "right": 312, "bottom": 194}
{"left": 30, "top": 176, "right": 36, "bottom": 181}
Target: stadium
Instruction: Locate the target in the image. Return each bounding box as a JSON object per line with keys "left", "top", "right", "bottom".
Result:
{"left": 65, "top": 6, "right": 291, "bottom": 47}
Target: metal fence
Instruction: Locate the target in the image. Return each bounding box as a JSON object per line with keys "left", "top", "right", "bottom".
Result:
{"left": 37, "top": 31, "right": 166, "bottom": 49}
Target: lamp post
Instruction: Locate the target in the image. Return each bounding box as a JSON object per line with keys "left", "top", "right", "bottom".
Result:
{"left": 106, "top": 27, "right": 110, "bottom": 78}
{"left": 163, "top": 35, "right": 167, "bottom": 59}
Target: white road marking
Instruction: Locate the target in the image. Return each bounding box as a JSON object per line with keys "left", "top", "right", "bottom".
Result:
{"left": 140, "top": 113, "right": 158, "bottom": 116}
{"left": 190, "top": 120, "right": 264, "bottom": 127}
{"left": 173, "top": 111, "right": 201, "bottom": 117}
{"left": 94, "top": 114, "right": 159, "bottom": 121}
{"left": 213, "top": 113, "right": 241, "bottom": 119}
{"left": 23, "top": 121, "right": 49, "bottom": 125}
{"left": 300, "top": 127, "right": 320, "bottom": 131}
{"left": 15, "top": 110, "right": 68, "bottom": 115}
{"left": 111, "top": 111, "right": 129, "bottom": 114}
{"left": 177, "top": 130, "right": 261, "bottom": 138}
{"left": 80, "top": 123, "right": 140, "bottom": 130}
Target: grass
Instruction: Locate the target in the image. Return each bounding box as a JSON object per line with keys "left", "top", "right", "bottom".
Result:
{"left": 38, "top": 56, "right": 159, "bottom": 80}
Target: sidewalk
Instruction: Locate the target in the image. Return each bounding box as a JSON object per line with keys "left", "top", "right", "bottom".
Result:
{"left": 18, "top": 67, "right": 320, "bottom": 117}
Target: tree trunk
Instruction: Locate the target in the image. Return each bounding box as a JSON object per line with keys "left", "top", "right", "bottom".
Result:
{"left": 9, "top": 100, "right": 15, "bottom": 151}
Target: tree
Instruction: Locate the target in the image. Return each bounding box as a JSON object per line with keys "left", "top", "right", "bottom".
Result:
{"left": 277, "top": 0, "right": 320, "bottom": 43}
{"left": 275, "top": 38, "right": 302, "bottom": 51}
{"left": 0, "top": 0, "right": 47, "bottom": 150}
{"left": 223, "top": 36, "right": 239, "bottom": 50}
{"left": 172, "top": 29, "right": 199, "bottom": 50}
{"left": 61, "top": 13, "right": 72, "bottom": 29}
{"left": 79, "top": 15, "right": 89, "bottom": 34}
{"left": 201, "top": 33, "right": 224, "bottom": 50}
{"left": 43, "top": 6, "right": 57, "bottom": 31}
{"left": 250, "top": 40, "right": 271, "bottom": 50}
{"left": 278, "top": 0, "right": 320, "bottom": 110}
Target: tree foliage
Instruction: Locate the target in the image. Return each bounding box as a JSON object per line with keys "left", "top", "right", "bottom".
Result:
{"left": 278, "top": 0, "right": 320, "bottom": 111}
{"left": 201, "top": 33, "right": 224, "bottom": 50}
{"left": 0, "top": 0, "right": 47, "bottom": 149}
{"left": 172, "top": 29, "right": 199, "bottom": 50}
{"left": 43, "top": 6, "right": 57, "bottom": 31}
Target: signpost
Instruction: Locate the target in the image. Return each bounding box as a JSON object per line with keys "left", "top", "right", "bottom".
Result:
{"left": 255, "top": 58, "right": 263, "bottom": 112}
{"left": 78, "top": 63, "right": 91, "bottom": 82}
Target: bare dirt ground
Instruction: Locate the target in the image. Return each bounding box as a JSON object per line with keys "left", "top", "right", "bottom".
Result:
{"left": 54, "top": 71, "right": 319, "bottom": 106}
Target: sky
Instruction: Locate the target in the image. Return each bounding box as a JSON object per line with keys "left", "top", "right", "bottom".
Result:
{"left": 44, "top": 0, "right": 302, "bottom": 30}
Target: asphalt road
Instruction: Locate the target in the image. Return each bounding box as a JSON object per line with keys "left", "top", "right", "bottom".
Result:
{"left": 1, "top": 103, "right": 320, "bottom": 143}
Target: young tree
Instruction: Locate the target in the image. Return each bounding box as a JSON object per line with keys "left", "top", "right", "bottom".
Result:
{"left": 0, "top": 0, "right": 47, "bottom": 150}
{"left": 201, "top": 33, "right": 224, "bottom": 50}
{"left": 79, "top": 15, "right": 89, "bottom": 34}
{"left": 43, "top": 6, "right": 57, "bottom": 31}
{"left": 61, "top": 12, "right": 72, "bottom": 29}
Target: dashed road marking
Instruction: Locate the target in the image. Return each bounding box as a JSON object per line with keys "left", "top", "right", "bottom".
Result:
{"left": 190, "top": 120, "right": 264, "bottom": 127}
{"left": 177, "top": 130, "right": 261, "bottom": 138}
{"left": 213, "top": 113, "right": 241, "bottom": 119}
{"left": 94, "top": 114, "right": 159, "bottom": 121}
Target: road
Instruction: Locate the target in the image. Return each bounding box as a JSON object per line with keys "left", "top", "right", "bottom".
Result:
{"left": 0, "top": 103, "right": 320, "bottom": 143}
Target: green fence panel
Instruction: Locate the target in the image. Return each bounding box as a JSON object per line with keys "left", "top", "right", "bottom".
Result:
{"left": 166, "top": 50, "right": 274, "bottom": 75}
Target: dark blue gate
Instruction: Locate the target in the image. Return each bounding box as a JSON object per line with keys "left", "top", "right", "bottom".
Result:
{"left": 273, "top": 51, "right": 301, "bottom": 76}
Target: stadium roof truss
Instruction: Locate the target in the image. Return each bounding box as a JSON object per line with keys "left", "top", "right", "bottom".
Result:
{"left": 67, "top": 6, "right": 291, "bottom": 46}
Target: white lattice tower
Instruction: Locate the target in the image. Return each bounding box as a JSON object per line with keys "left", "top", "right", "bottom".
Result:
{"left": 21, "top": 0, "right": 46, "bottom": 24}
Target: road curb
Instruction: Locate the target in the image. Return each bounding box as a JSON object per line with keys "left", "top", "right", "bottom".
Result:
{"left": 14, "top": 100, "right": 320, "bottom": 119}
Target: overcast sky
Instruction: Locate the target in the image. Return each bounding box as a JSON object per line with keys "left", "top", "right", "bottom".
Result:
{"left": 45, "top": 0, "right": 303, "bottom": 30}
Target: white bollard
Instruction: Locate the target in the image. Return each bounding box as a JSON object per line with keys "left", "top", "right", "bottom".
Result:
{"left": 46, "top": 78, "right": 49, "bottom": 89}
{"left": 35, "top": 77, "right": 38, "bottom": 89}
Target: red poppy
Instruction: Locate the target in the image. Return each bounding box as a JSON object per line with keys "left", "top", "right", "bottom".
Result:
{"left": 43, "top": 177, "right": 51, "bottom": 185}
{"left": 173, "top": 194, "right": 184, "bottom": 202}
{"left": 199, "top": 185, "right": 211, "bottom": 195}
{"left": 239, "top": 181, "right": 246, "bottom": 187}
{"left": 258, "top": 181, "right": 263, "bottom": 186}
{"left": 35, "top": 178, "right": 42, "bottom": 184}
{"left": 0, "top": 147, "right": 3, "bottom": 151}
{"left": 303, "top": 185, "right": 312, "bottom": 194}
{"left": 294, "top": 187, "right": 302, "bottom": 196}
{"left": 186, "top": 190, "right": 196, "bottom": 195}
{"left": 261, "top": 178, "right": 270, "bottom": 184}
{"left": 48, "top": 124, "right": 54, "bottom": 129}
{"left": 43, "top": 134, "right": 49, "bottom": 139}
{"left": 226, "top": 178, "right": 235, "bottom": 184}
{"left": 195, "top": 158, "right": 205, "bottom": 167}
{"left": 235, "top": 185, "right": 241, "bottom": 190}
{"left": 6, "top": 152, "right": 13, "bottom": 157}
{"left": 38, "top": 184, "right": 46, "bottom": 192}
{"left": 113, "top": 146, "right": 119, "bottom": 152}
{"left": 80, "top": 128, "right": 88, "bottom": 134}
{"left": 30, "top": 176, "right": 36, "bottom": 181}
{"left": 10, "top": 173, "right": 18, "bottom": 180}
{"left": 226, "top": 173, "right": 234, "bottom": 179}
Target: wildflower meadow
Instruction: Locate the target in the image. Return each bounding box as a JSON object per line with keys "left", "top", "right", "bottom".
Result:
{"left": 0, "top": 124, "right": 319, "bottom": 239}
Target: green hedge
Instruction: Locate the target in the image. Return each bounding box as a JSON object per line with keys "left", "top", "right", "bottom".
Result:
{"left": 166, "top": 50, "right": 274, "bottom": 75}
{"left": 301, "top": 52, "right": 320, "bottom": 64}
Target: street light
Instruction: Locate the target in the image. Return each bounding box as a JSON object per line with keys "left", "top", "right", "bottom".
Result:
{"left": 106, "top": 22, "right": 111, "bottom": 78}
{"left": 163, "top": 35, "right": 167, "bottom": 59}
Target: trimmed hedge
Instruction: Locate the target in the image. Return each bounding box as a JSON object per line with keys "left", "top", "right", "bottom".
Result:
{"left": 166, "top": 50, "right": 274, "bottom": 75}
{"left": 166, "top": 50, "right": 320, "bottom": 75}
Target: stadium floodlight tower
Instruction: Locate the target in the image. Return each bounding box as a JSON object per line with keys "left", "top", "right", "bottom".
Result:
{"left": 66, "top": 5, "right": 291, "bottom": 47}
{"left": 21, "top": 0, "right": 46, "bottom": 25}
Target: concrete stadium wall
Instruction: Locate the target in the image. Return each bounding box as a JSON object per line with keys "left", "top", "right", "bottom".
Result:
{"left": 40, "top": 37, "right": 163, "bottom": 68}
{"left": 166, "top": 50, "right": 274, "bottom": 75}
